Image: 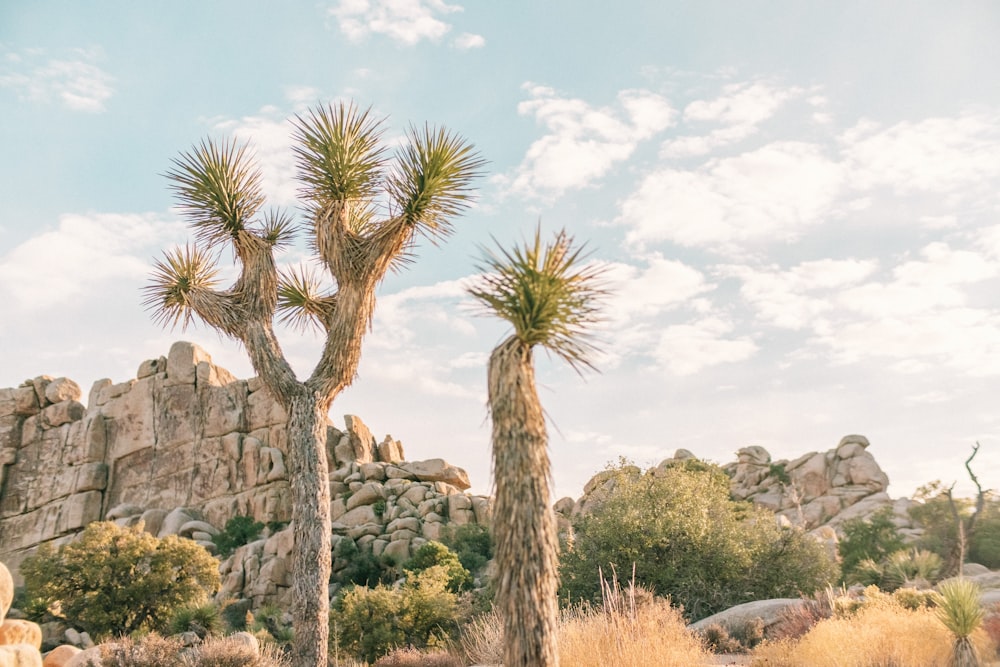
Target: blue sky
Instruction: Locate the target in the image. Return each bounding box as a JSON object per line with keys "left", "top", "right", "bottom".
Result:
{"left": 3, "top": 1, "right": 1000, "bottom": 501}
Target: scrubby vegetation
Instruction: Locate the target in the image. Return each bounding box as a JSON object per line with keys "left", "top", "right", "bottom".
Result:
{"left": 87, "top": 633, "right": 290, "bottom": 667}
{"left": 559, "top": 459, "right": 838, "bottom": 620}
{"left": 211, "top": 514, "right": 265, "bottom": 558}
{"left": 19, "top": 521, "right": 220, "bottom": 640}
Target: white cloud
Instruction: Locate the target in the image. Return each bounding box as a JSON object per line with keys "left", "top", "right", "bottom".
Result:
{"left": 453, "top": 33, "right": 485, "bottom": 49}
{"left": 213, "top": 108, "right": 298, "bottom": 207}
{"left": 0, "top": 47, "right": 114, "bottom": 112}
{"left": 602, "top": 255, "right": 712, "bottom": 321}
{"left": 0, "top": 213, "right": 183, "bottom": 310}
{"left": 653, "top": 317, "right": 758, "bottom": 375}
{"left": 502, "top": 84, "right": 675, "bottom": 198}
{"left": 618, "top": 141, "right": 844, "bottom": 252}
{"left": 329, "top": 0, "right": 464, "bottom": 45}
{"left": 662, "top": 81, "right": 805, "bottom": 158}
{"left": 842, "top": 113, "right": 1000, "bottom": 196}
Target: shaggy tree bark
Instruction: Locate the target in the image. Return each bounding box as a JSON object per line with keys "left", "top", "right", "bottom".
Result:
{"left": 489, "top": 339, "right": 560, "bottom": 667}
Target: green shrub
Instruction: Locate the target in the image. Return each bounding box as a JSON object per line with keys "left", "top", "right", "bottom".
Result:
{"left": 404, "top": 541, "right": 472, "bottom": 592}
{"left": 937, "top": 578, "right": 985, "bottom": 667}
{"left": 212, "top": 515, "right": 265, "bottom": 558}
{"left": 333, "top": 537, "right": 390, "bottom": 587}
{"left": 248, "top": 604, "right": 294, "bottom": 645}
{"left": 838, "top": 507, "right": 906, "bottom": 582}
{"left": 559, "top": 460, "right": 838, "bottom": 620}
{"left": 441, "top": 523, "right": 494, "bottom": 574}
{"left": 334, "top": 565, "right": 459, "bottom": 663}
{"left": 20, "top": 521, "right": 220, "bottom": 640}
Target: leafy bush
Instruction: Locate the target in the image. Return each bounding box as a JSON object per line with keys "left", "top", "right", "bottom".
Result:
{"left": 247, "top": 604, "right": 294, "bottom": 645}
{"left": 212, "top": 515, "right": 265, "bottom": 558}
{"left": 837, "top": 507, "right": 905, "bottom": 581}
{"left": 441, "top": 523, "right": 494, "bottom": 574}
{"left": 334, "top": 565, "right": 459, "bottom": 663}
{"left": 403, "top": 541, "right": 472, "bottom": 592}
{"left": 20, "top": 521, "right": 220, "bottom": 639}
{"left": 333, "top": 536, "right": 390, "bottom": 587}
{"left": 559, "top": 460, "right": 837, "bottom": 620}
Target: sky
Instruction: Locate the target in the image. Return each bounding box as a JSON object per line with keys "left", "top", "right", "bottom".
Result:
{"left": 2, "top": 1, "right": 1000, "bottom": 502}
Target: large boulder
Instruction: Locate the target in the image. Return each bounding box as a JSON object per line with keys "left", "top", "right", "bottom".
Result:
{"left": 0, "top": 563, "right": 12, "bottom": 623}
{"left": 0, "top": 621, "right": 42, "bottom": 649}
{"left": 400, "top": 459, "right": 471, "bottom": 490}
{"left": 42, "top": 646, "right": 80, "bottom": 667}
{"left": 689, "top": 598, "right": 806, "bottom": 634}
{"left": 0, "top": 644, "right": 43, "bottom": 667}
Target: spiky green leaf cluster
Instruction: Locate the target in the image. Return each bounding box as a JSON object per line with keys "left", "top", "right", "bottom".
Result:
{"left": 143, "top": 245, "right": 219, "bottom": 329}
{"left": 936, "top": 578, "right": 984, "bottom": 638}
{"left": 166, "top": 139, "right": 266, "bottom": 248}
{"left": 276, "top": 266, "right": 335, "bottom": 332}
{"left": 388, "top": 124, "right": 486, "bottom": 241}
{"left": 292, "top": 103, "right": 386, "bottom": 208}
{"left": 468, "top": 227, "right": 607, "bottom": 371}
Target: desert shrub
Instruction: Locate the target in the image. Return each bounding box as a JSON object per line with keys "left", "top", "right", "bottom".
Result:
{"left": 440, "top": 523, "right": 494, "bottom": 574}
{"left": 212, "top": 515, "right": 264, "bottom": 558}
{"left": 699, "top": 623, "right": 742, "bottom": 653}
{"left": 333, "top": 537, "right": 390, "bottom": 587}
{"left": 969, "top": 498, "right": 1000, "bottom": 569}
{"left": 850, "top": 548, "right": 944, "bottom": 591}
{"left": 558, "top": 596, "right": 709, "bottom": 667}
{"left": 20, "top": 521, "right": 220, "bottom": 640}
{"left": 334, "top": 565, "right": 459, "bottom": 663}
{"left": 559, "top": 460, "right": 837, "bottom": 620}
{"left": 983, "top": 605, "right": 1000, "bottom": 658}
{"left": 458, "top": 609, "right": 504, "bottom": 666}
{"left": 92, "top": 633, "right": 290, "bottom": 667}
{"left": 219, "top": 598, "right": 253, "bottom": 631}
{"left": 372, "top": 646, "right": 463, "bottom": 667}
{"left": 169, "top": 603, "right": 222, "bottom": 638}
{"left": 403, "top": 541, "right": 472, "bottom": 592}
{"left": 247, "top": 604, "right": 293, "bottom": 646}
{"left": 838, "top": 507, "right": 905, "bottom": 581}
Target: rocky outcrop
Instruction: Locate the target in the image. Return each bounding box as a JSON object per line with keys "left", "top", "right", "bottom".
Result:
{"left": 556, "top": 435, "right": 918, "bottom": 539}
{"left": 0, "top": 561, "right": 42, "bottom": 667}
{"left": 0, "top": 342, "right": 489, "bottom": 609}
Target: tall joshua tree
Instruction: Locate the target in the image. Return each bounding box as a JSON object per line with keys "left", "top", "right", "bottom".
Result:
{"left": 144, "top": 102, "right": 482, "bottom": 666}
{"left": 468, "top": 228, "right": 606, "bottom": 667}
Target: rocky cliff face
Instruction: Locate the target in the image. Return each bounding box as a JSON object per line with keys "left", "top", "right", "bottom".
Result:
{"left": 0, "top": 341, "right": 489, "bottom": 609}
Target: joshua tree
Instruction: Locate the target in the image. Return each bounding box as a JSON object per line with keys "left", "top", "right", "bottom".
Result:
{"left": 144, "top": 102, "right": 482, "bottom": 666}
{"left": 468, "top": 227, "right": 606, "bottom": 667}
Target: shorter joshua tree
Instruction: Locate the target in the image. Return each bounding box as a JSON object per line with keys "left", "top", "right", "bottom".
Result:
{"left": 468, "top": 227, "right": 606, "bottom": 667}
{"left": 937, "top": 578, "right": 985, "bottom": 667}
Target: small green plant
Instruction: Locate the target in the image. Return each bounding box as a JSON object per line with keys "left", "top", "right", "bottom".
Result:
{"left": 372, "top": 498, "right": 387, "bottom": 517}
{"left": 168, "top": 603, "right": 221, "bottom": 638}
{"left": 838, "top": 508, "right": 906, "bottom": 583}
{"left": 248, "top": 604, "right": 294, "bottom": 646}
{"left": 937, "top": 578, "right": 985, "bottom": 667}
{"left": 212, "top": 515, "right": 265, "bottom": 558}
{"left": 768, "top": 462, "right": 791, "bottom": 486}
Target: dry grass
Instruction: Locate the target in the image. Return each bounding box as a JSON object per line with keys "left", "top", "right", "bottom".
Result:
{"left": 89, "top": 634, "right": 291, "bottom": 667}
{"left": 557, "top": 599, "right": 709, "bottom": 667}
{"left": 750, "top": 603, "right": 995, "bottom": 667}
{"left": 371, "top": 646, "right": 463, "bottom": 666}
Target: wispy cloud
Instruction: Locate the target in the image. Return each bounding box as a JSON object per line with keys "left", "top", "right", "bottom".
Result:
{"left": 499, "top": 83, "right": 675, "bottom": 199}
{"left": 329, "top": 0, "right": 479, "bottom": 46}
{"left": 0, "top": 213, "right": 183, "bottom": 311}
{"left": 0, "top": 47, "right": 114, "bottom": 112}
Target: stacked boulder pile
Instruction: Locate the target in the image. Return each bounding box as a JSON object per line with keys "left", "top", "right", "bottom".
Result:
{"left": 0, "top": 560, "right": 44, "bottom": 667}
{"left": 555, "top": 434, "right": 920, "bottom": 541}
{"left": 0, "top": 342, "right": 491, "bottom": 611}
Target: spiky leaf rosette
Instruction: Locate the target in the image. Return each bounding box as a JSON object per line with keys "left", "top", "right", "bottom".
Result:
{"left": 937, "top": 578, "right": 984, "bottom": 639}
{"left": 143, "top": 245, "right": 220, "bottom": 329}
{"left": 468, "top": 227, "right": 607, "bottom": 371}
{"left": 277, "top": 266, "right": 336, "bottom": 332}
{"left": 388, "top": 124, "right": 486, "bottom": 242}
{"left": 165, "top": 139, "right": 265, "bottom": 249}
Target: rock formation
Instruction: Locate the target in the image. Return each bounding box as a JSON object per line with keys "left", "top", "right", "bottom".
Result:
{"left": 0, "top": 561, "right": 43, "bottom": 666}
{"left": 0, "top": 341, "right": 490, "bottom": 610}
{"left": 556, "top": 434, "right": 919, "bottom": 541}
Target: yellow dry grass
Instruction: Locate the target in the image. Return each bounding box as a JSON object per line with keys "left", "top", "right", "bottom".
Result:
{"left": 751, "top": 603, "right": 996, "bottom": 667}
{"left": 557, "top": 599, "right": 710, "bottom": 667}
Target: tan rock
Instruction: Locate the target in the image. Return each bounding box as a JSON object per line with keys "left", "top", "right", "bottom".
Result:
{"left": 376, "top": 436, "right": 404, "bottom": 463}
{"left": 43, "top": 380, "right": 81, "bottom": 406}
{"left": 0, "top": 644, "right": 43, "bottom": 667}
{"left": 165, "top": 341, "right": 213, "bottom": 386}
{"left": 0, "top": 621, "right": 42, "bottom": 649}
{"left": 0, "top": 562, "right": 12, "bottom": 622}
{"left": 42, "top": 645, "right": 80, "bottom": 667}
{"left": 345, "top": 483, "right": 384, "bottom": 511}
{"left": 400, "top": 459, "right": 470, "bottom": 490}
{"left": 64, "top": 646, "right": 101, "bottom": 667}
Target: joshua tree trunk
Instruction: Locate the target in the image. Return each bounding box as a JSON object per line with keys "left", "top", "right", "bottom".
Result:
{"left": 489, "top": 338, "right": 560, "bottom": 667}
{"left": 285, "top": 392, "right": 333, "bottom": 666}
